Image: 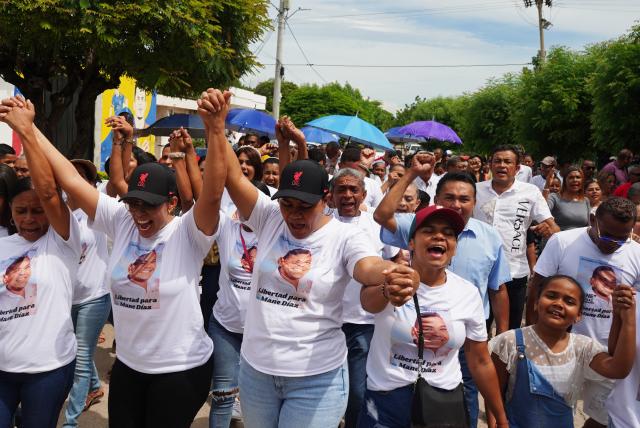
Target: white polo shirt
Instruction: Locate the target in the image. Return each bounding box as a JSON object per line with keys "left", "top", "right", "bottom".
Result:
{"left": 473, "top": 179, "right": 552, "bottom": 279}
{"left": 515, "top": 165, "right": 533, "bottom": 183}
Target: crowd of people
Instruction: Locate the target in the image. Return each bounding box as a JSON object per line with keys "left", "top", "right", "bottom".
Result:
{"left": 0, "top": 89, "right": 638, "bottom": 428}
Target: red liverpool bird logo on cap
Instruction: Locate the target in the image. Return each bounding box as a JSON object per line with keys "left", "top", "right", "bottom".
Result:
{"left": 292, "top": 171, "right": 303, "bottom": 187}
{"left": 138, "top": 172, "right": 149, "bottom": 188}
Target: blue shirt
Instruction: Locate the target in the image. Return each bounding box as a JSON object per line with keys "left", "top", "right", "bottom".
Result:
{"left": 380, "top": 214, "right": 512, "bottom": 318}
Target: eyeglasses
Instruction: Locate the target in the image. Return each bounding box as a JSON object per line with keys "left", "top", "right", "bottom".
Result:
{"left": 594, "top": 220, "right": 632, "bottom": 246}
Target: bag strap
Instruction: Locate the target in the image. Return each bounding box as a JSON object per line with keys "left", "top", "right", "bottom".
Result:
{"left": 514, "top": 328, "right": 525, "bottom": 354}
{"left": 413, "top": 293, "right": 424, "bottom": 379}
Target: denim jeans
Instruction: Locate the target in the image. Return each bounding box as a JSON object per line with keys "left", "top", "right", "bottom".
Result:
{"left": 458, "top": 347, "right": 478, "bottom": 428}
{"left": 239, "top": 357, "right": 349, "bottom": 428}
{"left": 0, "top": 360, "right": 76, "bottom": 428}
{"left": 208, "top": 316, "right": 243, "bottom": 428}
{"left": 63, "top": 293, "right": 111, "bottom": 427}
{"left": 357, "top": 384, "right": 413, "bottom": 428}
{"left": 342, "top": 323, "right": 374, "bottom": 428}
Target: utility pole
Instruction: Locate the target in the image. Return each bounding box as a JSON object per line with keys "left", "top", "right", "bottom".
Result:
{"left": 523, "top": 0, "right": 552, "bottom": 64}
{"left": 272, "top": 0, "right": 289, "bottom": 119}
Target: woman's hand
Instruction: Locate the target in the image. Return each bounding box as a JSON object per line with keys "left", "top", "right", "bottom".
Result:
{"left": 105, "top": 115, "right": 134, "bottom": 141}
{"left": 612, "top": 285, "right": 636, "bottom": 318}
{"left": 169, "top": 127, "right": 189, "bottom": 153}
{"left": 197, "top": 89, "right": 231, "bottom": 132}
{"left": 383, "top": 264, "right": 420, "bottom": 306}
{"left": 0, "top": 96, "right": 35, "bottom": 136}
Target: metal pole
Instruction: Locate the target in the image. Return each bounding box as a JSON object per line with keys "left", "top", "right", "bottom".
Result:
{"left": 272, "top": 0, "right": 289, "bottom": 119}
{"left": 536, "top": 0, "right": 546, "bottom": 62}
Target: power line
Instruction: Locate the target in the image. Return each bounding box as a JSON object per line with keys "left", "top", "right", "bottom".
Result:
{"left": 260, "top": 62, "right": 532, "bottom": 69}
{"left": 285, "top": 21, "right": 328, "bottom": 83}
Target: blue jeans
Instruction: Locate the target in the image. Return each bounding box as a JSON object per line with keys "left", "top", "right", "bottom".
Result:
{"left": 342, "top": 323, "right": 374, "bottom": 428}
{"left": 357, "top": 385, "right": 413, "bottom": 428}
{"left": 0, "top": 360, "right": 76, "bottom": 428}
{"left": 208, "top": 316, "right": 243, "bottom": 428}
{"left": 239, "top": 357, "right": 349, "bottom": 428}
{"left": 63, "top": 293, "right": 111, "bottom": 427}
{"left": 459, "top": 347, "right": 478, "bottom": 428}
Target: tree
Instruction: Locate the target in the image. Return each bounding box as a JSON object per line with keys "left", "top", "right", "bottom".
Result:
{"left": 253, "top": 79, "right": 298, "bottom": 113}
{"left": 512, "top": 47, "right": 596, "bottom": 161}
{"left": 459, "top": 77, "right": 519, "bottom": 154}
{"left": 589, "top": 25, "right": 640, "bottom": 154}
{"left": 281, "top": 82, "right": 393, "bottom": 130}
{"left": 0, "top": 0, "right": 270, "bottom": 157}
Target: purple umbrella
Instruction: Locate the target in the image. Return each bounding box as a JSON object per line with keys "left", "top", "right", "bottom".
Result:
{"left": 396, "top": 120, "right": 462, "bottom": 145}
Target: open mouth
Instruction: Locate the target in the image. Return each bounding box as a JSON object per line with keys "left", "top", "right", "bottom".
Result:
{"left": 136, "top": 219, "right": 153, "bottom": 232}
{"left": 427, "top": 245, "right": 446, "bottom": 258}
{"left": 548, "top": 308, "right": 564, "bottom": 319}
{"left": 289, "top": 222, "right": 306, "bottom": 231}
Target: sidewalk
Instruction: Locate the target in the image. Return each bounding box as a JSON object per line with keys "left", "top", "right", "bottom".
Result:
{"left": 57, "top": 324, "right": 588, "bottom": 428}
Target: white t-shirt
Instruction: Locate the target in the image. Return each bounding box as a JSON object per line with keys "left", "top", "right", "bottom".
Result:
{"left": 366, "top": 271, "right": 487, "bottom": 391}
{"left": 240, "top": 192, "right": 378, "bottom": 377}
{"left": 413, "top": 175, "right": 440, "bottom": 206}
{"left": 90, "top": 193, "right": 216, "bottom": 374}
{"left": 364, "top": 176, "right": 384, "bottom": 208}
{"left": 0, "top": 226, "right": 8, "bottom": 238}
{"left": 212, "top": 213, "right": 257, "bottom": 334}
{"left": 335, "top": 211, "right": 398, "bottom": 325}
{"left": 534, "top": 227, "right": 640, "bottom": 346}
{"left": 515, "top": 164, "right": 533, "bottom": 183}
{"left": 73, "top": 209, "right": 109, "bottom": 305}
{"left": 490, "top": 326, "right": 606, "bottom": 406}
{"left": 0, "top": 218, "right": 81, "bottom": 373}
{"left": 474, "top": 179, "right": 552, "bottom": 278}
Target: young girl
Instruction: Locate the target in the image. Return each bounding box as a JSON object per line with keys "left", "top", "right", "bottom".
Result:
{"left": 489, "top": 275, "right": 636, "bottom": 427}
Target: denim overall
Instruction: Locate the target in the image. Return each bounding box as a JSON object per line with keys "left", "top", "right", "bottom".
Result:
{"left": 505, "top": 329, "right": 574, "bottom": 428}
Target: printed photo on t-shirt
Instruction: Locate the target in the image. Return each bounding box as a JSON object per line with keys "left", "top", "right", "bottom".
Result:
{"left": 78, "top": 242, "right": 89, "bottom": 265}
{"left": 389, "top": 306, "right": 454, "bottom": 374}
{"left": 0, "top": 251, "right": 38, "bottom": 322}
{"left": 111, "top": 242, "right": 164, "bottom": 310}
{"left": 256, "top": 235, "right": 315, "bottom": 310}
{"left": 576, "top": 257, "right": 621, "bottom": 320}
{"left": 225, "top": 228, "right": 257, "bottom": 292}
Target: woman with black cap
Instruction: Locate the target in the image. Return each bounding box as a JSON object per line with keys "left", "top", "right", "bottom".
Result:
{"left": 205, "top": 87, "right": 420, "bottom": 428}
{"left": 0, "top": 90, "right": 229, "bottom": 428}
{"left": 359, "top": 205, "right": 509, "bottom": 428}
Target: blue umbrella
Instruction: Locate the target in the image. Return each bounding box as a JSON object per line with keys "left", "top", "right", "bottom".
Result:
{"left": 226, "top": 108, "right": 276, "bottom": 138}
{"left": 136, "top": 114, "right": 205, "bottom": 138}
{"left": 301, "top": 126, "right": 339, "bottom": 144}
{"left": 396, "top": 120, "right": 462, "bottom": 145}
{"left": 306, "top": 115, "right": 392, "bottom": 150}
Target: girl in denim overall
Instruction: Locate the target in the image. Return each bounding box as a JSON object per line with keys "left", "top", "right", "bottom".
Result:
{"left": 488, "top": 275, "right": 636, "bottom": 427}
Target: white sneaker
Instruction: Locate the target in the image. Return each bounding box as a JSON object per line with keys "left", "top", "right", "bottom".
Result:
{"left": 231, "top": 397, "right": 243, "bottom": 421}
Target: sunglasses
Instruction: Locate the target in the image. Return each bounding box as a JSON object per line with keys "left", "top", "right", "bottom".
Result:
{"left": 594, "top": 219, "right": 632, "bottom": 246}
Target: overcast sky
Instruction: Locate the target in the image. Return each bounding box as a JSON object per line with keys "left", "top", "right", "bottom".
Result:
{"left": 241, "top": 0, "right": 640, "bottom": 112}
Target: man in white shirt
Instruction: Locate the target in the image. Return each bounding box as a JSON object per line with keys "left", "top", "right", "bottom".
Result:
{"left": 531, "top": 156, "right": 562, "bottom": 191}
{"left": 526, "top": 196, "right": 640, "bottom": 427}
{"left": 473, "top": 145, "right": 559, "bottom": 330}
{"left": 411, "top": 151, "right": 439, "bottom": 205}
{"left": 339, "top": 148, "right": 384, "bottom": 208}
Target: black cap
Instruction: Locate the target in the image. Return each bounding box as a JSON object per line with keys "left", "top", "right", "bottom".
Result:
{"left": 120, "top": 163, "right": 176, "bottom": 206}
{"left": 272, "top": 160, "right": 329, "bottom": 205}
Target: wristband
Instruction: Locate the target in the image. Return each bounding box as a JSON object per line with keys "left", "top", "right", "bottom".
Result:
{"left": 124, "top": 139, "right": 134, "bottom": 145}
{"left": 168, "top": 152, "right": 186, "bottom": 159}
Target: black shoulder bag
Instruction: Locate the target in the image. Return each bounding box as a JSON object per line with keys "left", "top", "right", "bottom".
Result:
{"left": 411, "top": 293, "right": 469, "bottom": 428}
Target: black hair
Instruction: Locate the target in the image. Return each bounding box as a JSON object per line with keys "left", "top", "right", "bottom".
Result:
{"left": 0, "top": 164, "right": 18, "bottom": 231}
{"left": 236, "top": 146, "right": 263, "bottom": 181}
{"left": 9, "top": 177, "right": 34, "bottom": 203}
{"left": 446, "top": 156, "right": 461, "bottom": 169}
{"left": 252, "top": 179, "right": 271, "bottom": 196}
{"left": 263, "top": 157, "right": 279, "bottom": 166}
{"left": 404, "top": 153, "right": 414, "bottom": 169}
{"left": 132, "top": 146, "right": 157, "bottom": 165}
{"left": 104, "top": 157, "right": 111, "bottom": 176}
{"left": 435, "top": 172, "right": 477, "bottom": 198}
{"left": 417, "top": 190, "right": 430, "bottom": 207}
{"left": 307, "top": 148, "right": 325, "bottom": 164}
{"left": 537, "top": 275, "right": 585, "bottom": 313}
{"left": 595, "top": 196, "right": 637, "bottom": 223}
{"left": 390, "top": 163, "right": 405, "bottom": 173}
{"left": 491, "top": 145, "right": 520, "bottom": 164}
{"left": 258, "top": 136, "right": 270, "bottom": 146}
{"left": 340, "top": 147, "right": 361, "bottom": 164}
{"left": 0, "top": 144, "right": 16, "bottom": 158}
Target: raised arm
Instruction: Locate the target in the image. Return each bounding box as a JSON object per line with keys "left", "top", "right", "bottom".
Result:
{"left": 590, "top": 285, "right": 636, "bottom": 379}
{"left": 168, "top": 128, "right": 194, "bottom": 212}
{"left": 276, "top": 116, "right": 307, "bottom": 170}
{"left": 192, "top": 89, "right": 227, "bottom": 235}
{"left": 104, "top": 115, "right": 130, "bottom": 198}
{"left": 181, "top": 129, "right": 203, "bottom": 200}
{"left": 0, "top": 97, "right": 71, "bottom": 239}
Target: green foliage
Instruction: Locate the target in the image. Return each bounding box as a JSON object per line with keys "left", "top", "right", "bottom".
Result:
{"left": 280, "top": 82, "right": 393, "bottom": 130}
{"left": 0, "top": 0, "right": 271, "bottom": 156}
{"left": 253, "top": 79, "right": 299, "bottom": 112}
{"left": 589, "top": 25, "right": 640, "bottom": 154}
